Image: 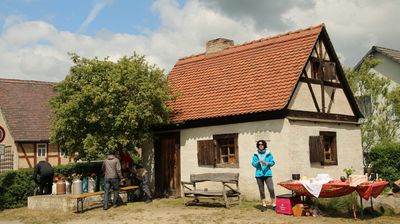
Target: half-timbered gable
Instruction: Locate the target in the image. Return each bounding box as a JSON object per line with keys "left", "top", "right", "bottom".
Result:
{"left": 287, "top": 29, "right": 362, "bottom": 120}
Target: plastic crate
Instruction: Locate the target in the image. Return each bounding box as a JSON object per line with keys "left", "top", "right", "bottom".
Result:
{"left": 275, "top": 194, "right": 301, "bottom": 215}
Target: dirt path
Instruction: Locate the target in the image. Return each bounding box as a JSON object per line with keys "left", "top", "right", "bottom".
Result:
{"left": 1, "top": 199, "right": 399, "bottom": 224}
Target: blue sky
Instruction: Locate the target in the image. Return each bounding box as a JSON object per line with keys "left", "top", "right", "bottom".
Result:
{"left": 0, "top": 0, "right": 160, "bottom": 35}
{"left": 0, "top": 0, "right": 399, "bottom": 81}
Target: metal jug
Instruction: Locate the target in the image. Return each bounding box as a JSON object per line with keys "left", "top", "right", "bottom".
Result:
{"left": 72, "top": 179, "right": 82, "bottom": 195}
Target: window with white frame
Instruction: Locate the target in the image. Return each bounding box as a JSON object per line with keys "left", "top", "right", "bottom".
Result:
{"left": 37, "top": 143, "right": 47, "bottom": 157}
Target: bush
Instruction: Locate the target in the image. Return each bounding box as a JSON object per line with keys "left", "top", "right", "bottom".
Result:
{"left": 368, "top": 143, "right": 400, "bottom": 184}
{"left": 53, "top": 161, "right": 103, "bottom": 178}
{"left": 0, "top": 168, "right": 36, "bottom": 209}
{"left": 0, "top": 161, "right": 104, "bottom": 209}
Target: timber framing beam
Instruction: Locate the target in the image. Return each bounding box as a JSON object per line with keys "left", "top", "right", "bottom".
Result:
{"left": 299, "top": 77, "right": 342, "bottom": 88}
{"left": 301, "top": 71, "right": 320, "bottom": 112}
{"left": 286, "top": 110, "right": 358, "bottom": 122}
{"left": 19, "top": 143, "right": 33, "bottom": 168}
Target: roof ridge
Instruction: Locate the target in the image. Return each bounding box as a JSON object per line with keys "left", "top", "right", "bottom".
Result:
{"left": 178, "top": 23, "right": 324, "bottom": 62}
{"left": 0, "top": 78, "right": 56, "bottom": 85}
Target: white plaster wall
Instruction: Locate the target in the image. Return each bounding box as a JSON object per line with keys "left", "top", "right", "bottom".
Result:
{"left": 288, "top": 82, "right": 354, "bottom": 116}
{"left": 179, "top": 118, "right": 363, "bottom": 201}
{"left": 179, "top": 119, "right": 289, "bottom": 201}
{"left": 286, "top": 119, "right": 363, "bottom": 186}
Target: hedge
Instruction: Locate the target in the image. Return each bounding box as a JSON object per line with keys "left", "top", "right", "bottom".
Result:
{"left": 368, "top": 143, "right": 400, "bottom": 184}
{"left": 0, "top": 161, "right": 104, "bottom": 210}
{"left": 0, "top": 169, "right": 36, "bottom": 209}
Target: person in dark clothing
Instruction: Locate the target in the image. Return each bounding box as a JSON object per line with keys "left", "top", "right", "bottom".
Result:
{"left": 102, "top": 151, "right": 123, "bottom": 210}
{"left": 130, "top": 163, "right": 152, "bottom": 203}
{"left": 32, "top": 160, "right": 54, "bottom": 195}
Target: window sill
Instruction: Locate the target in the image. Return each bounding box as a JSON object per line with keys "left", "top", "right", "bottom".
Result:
{"left": 321, "top": 161, "right": 337, "bottom": 166}
{"left": 215, "top": 163, "right": 239, "bottom": 169}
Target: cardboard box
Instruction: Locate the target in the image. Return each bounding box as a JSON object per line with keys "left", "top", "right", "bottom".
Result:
{"left": 275, "top": 194, "right": 301, "bottom": 215}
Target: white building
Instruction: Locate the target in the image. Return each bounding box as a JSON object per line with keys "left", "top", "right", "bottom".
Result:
{"left": 143, "top": 24, "right": 364, "bottom": 200}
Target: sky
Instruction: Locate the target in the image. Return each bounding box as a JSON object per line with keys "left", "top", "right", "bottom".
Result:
{"left": 0, "top": 0, "right": 399, "bottom": 82}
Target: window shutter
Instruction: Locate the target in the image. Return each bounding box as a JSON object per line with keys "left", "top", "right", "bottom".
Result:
{"left": 197, "top": 140, "right": 215, "bottom": 166}
{"left": 323, "top": 62, "right": 336, "bottom": 81}
{"left": 309, "top": 136, "right": 323, "bottom": 163}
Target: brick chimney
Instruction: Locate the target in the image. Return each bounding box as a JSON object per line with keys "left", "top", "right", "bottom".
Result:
{"left": 206, "top": 38, "right": 234, "bottom": 54}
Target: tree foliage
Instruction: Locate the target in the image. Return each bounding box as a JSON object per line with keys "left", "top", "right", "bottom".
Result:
{"left": 345, "top": 57, "right": 400, "bottom": 166}
{"left": 50, "top": 53, "right": 174, "bottom": 160}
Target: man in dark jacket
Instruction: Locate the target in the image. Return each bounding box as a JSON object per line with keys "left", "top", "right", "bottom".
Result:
{"left": 102, "top": 151, "right": 123, "bottom": 210}
{"left": 32, "top": 160, "right": 54, "bottom": 195}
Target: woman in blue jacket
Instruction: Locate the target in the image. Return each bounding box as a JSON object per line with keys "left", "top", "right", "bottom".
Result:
{"left": 252, "top": 140, "right": 276, "bottom": 211}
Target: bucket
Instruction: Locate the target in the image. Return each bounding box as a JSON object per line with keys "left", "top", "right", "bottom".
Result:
{"left": 72, "top": 179, "right": 82, "bottom": 195}
{"left": 56, "top": 179, "right": 66, "bottom": 195}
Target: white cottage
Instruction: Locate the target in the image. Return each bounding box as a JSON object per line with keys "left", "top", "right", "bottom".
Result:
{"left": 143, "top": 24, "right": 364, "bottom": 200}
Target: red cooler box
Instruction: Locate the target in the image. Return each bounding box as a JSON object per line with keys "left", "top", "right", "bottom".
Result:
{"left": 275, "top": 194, "right": 301, "bottom": 215}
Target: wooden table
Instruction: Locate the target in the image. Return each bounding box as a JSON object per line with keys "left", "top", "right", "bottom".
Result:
{"left": 278, "top": 180, "right": 388, "bottom": 219}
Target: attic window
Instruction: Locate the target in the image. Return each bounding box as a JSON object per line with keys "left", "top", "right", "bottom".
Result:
{"left": 311, "top": 58, "right": 337, "bottom": 81}
{"left": 311, "top": 58, "right": 321, "bottom": 80}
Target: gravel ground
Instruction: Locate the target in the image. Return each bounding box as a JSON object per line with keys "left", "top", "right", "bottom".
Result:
{"left": 1, "top": 198, "right": 400, "bottom": 224}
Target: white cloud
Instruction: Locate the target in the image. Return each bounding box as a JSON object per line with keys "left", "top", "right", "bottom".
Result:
{"left": 0, "top": 0, "right": 399, "bottom": 82}
{"left": 0, "top": 0, "right": 264, "bottom": 81}
{"left": 282, "top": 0, "right": 400, "bottom": 66}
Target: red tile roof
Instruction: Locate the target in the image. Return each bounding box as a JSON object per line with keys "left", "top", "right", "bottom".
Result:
{"left": 168, "top": 24, "right": 324, "bottom": 122}
{"left": 0, "top": 78, "right": 56, "bottom": 141}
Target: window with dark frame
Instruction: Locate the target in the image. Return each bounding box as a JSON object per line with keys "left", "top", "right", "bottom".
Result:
{"left": 309, "top": 131, "right": 337, "bottom": 165}
{"left": 197, "top": 133, "right": 239, "bottom": 168}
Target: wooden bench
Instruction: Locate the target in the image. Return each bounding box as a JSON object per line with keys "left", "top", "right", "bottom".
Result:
{"left": 181, "top": 173, "right": 241, "bottom": 208}
{"left": 70, "top": 185, "right": 139, "bottom": 212}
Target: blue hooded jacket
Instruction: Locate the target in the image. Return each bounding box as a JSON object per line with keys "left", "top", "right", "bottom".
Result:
{"left": 252, "top": 149, "right": 275, "bottom": 177}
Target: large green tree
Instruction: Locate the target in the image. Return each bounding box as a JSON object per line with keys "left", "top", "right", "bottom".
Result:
{"left": 345, "top": 57, "right": 400, "bottom": 166}
{"left": 50, "top": 54, "right": 174, "bottom": 160}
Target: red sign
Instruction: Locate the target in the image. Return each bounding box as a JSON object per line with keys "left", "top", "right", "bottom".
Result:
{"left": 0, "top": 126, "right": 5, "bottom": 143}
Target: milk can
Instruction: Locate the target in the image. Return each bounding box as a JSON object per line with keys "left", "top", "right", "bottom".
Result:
{"left": 52, "top": 182, "right": 57, "bottom": 195}
{"left": 65, "top": 180, "right": 71, "bottom": 194}
{"left": 56, "top": 179, "right": 66, "bottom": 194}
{"left": 88, "top": 177, "right": 96, "bottom": 193}
{"left": 72, "top": 179, "right": 82, "bottom": 195}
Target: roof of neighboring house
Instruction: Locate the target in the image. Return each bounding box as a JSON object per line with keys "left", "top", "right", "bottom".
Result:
{"left": 354, "top": 46, "right": 400, "bottom": 70}
{"left": 0, "top": 78, "right": 56, "bottom": 142}
{"left": 168, "top": 24, "right": 325, "bottom": 123}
